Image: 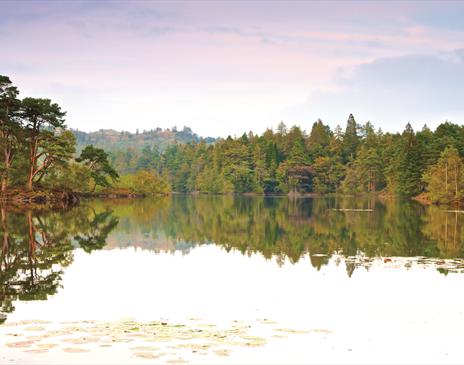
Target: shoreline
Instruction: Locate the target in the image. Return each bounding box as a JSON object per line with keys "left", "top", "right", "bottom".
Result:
{"left": 0, "top": 188, "right": 439, "bottom": 208}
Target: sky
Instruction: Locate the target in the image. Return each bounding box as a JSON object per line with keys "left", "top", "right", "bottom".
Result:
{"left": 1, "top": 0, "right": 464, "bottom": 137}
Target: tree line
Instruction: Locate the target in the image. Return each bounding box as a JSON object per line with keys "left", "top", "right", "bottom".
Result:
{"left": 4, "top": 73, "right": 464, "bottom": 203}
{"left": 0, "top": 75, "right": 119, "bottom": 194}
{"left": 113, "top": 115, "right": 464, "bottom": 204}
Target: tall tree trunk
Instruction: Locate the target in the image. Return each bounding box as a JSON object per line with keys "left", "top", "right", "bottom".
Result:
{"left": 1, "top": 149, "right": 11, "bottom": 193}
{"left": 26, "top": 173, "right": 34, "bottom": 192}
{"left": 26, "top": 139, "right": 37, "bottom": 191}
{"left": 1, "top": 176, "right": 7, "bottom": 193}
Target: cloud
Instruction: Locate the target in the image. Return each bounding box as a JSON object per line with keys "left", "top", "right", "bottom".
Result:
{"left": 2, "top": 1, "right": 464, "bottom": 136}
{"left": 284, "top": 49, "right": 464, "bottom": 131}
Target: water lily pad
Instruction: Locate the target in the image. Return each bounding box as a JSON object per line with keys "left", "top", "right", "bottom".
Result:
{"left": 37, "top": 343, "right": 58, "bottom": 349}
{"left": 6, "top": 340, "right": 35, "bottom": 348}
{"left": 133, "top": 352, "right": 161, "bottom": 359}
{"left": 110, "top": 337, "right": 133, "bottom": 343}
{"left": 63, "top": 347, "right": 90, "bottom": 353}
{"left": 238, "top": 336, "right": 267, "bottom": 347}
{"left": 310, "top": 329, "right": 332, "bottom": 334}
{"left": 166, "top": 358, "right": 188, "bottom": 364}
{"left": 131, "top": 346, "right": 160, "bottom": 351}
{"left": 257, "top": 319, "right": 278, "bottom": 325}
{"left": 213, "top": 349, "right": 231, "bottom": 357}
{"left": 23, "top": 349, "right": 49, "bottom": 354}
{"left": 274, "top": 328, "right": 310, "bottom": 334}
{"left": 62, "top": 336, "right": 100, "bottom": 344}
{"left": 23, "top": 326, "right": 46, "bottom": 332}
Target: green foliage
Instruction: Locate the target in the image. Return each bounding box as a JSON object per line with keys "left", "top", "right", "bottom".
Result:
{"left": 98, "top": 114, "right": 464, "bottom": 203}
{"left": 313, "top": 156, "right": 344, "bottom": 193}
{"left": 423, "top": 147, "right": 464, "bottom": 205}
{"left": 342, "top": 146, "right": 383, "bottom": 193}
{"left": 113, "top": 170, "right": 170, "bottom": 196}
{"left": 0, "top": 75, "right": 119, "bottom": 194}
{"left": 77, "top": 145, "right": 119, "bottom": 191}
{"left": 43, "top": 162, "right": 92, "bottom": 192}
{"left": 393, "top": 124, "right": 424, "bottom": 197}
{"left": 18, "top": 97, "right": 68, "bottom": 191}
{"left": 132, "top": 170, "right": 170, "bottom": 196}
{"left": 0, "top": 76, "right": 21, "bottom": 191}
{"left": 342, "top": 113, "right": 360, "bottom": 162}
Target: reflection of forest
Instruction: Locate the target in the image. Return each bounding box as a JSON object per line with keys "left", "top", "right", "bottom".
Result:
{"left": 97, "top": 195, "right": 464, "bottom": 265}
{"left": 0, "top": 205, "right": 118, "bottom": 323}
{"left": 2, "top": 196, "right": 464, "bottom": 323}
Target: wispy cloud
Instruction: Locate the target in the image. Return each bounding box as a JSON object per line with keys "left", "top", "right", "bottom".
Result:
{"left": 284, "top": 48, "right": 464, "bottom": 131}
{"left": 1, "top": 1, "right": 464, "bottom": 136}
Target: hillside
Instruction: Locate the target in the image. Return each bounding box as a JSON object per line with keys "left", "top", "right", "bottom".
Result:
{"left": 72, "top": 126, "right": 216, "bottom": 153}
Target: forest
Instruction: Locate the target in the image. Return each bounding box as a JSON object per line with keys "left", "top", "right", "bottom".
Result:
{"left": 2, "top": 74, "right": 464, "bottom": 204}
{"left": 114, "top": 115, "right": 464, "bottom": 205}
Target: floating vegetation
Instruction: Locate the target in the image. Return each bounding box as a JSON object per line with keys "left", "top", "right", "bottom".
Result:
{"left": 61, "top": 336, "right": 100, "bottom": 345}
{"left": 23, "top": 348, "right": 49, "bottom": 354}
{"left": 133, "top": 352, "right": 161, "bottom": 359}
{"left": 213, "top": 349, "right": 231, "bottom": 357}
{"left": 6, "top": 340, "right": 35, "bottom": 348}
{"left": 274, "top": 328, "right": 311, "bottom": 335}
{"left": 1, "top": 318, "right": 314, "bottom": 361}
{"left": 23, "top": 326, "right": 46, "bottom": 332}
{"left": 63, "top": 347, "right": 91, "bottom": 353}
{"left": 131, "top": 345, "right": 160, "bottom": 351}
{"left": 37, "top": 343, "right": 59, "bottom": 349}
{"left": 166, "top": 358, "right": 188, "bottom": 364}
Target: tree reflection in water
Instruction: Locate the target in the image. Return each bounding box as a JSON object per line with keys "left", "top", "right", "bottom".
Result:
{"left": 2, "top": 195, "right": 464, "bottom": 323}
{"left": 0, "top": 205, "right": 118, "bottom": 323}
{"left": 96, "top": 195, "right": 464, "bottom": 272}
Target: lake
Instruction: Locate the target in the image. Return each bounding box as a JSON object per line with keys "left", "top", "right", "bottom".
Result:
{"left": 1, "top": 195, "right": 464, "bottom": 364}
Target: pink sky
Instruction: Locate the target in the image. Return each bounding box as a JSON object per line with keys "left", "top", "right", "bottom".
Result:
{"left": 1, "top": 1, "right": 464, "bottom": 136}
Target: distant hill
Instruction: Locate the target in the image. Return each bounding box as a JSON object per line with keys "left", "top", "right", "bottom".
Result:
{"left": 72, "top": 126, "right": 216, "bottom": 153}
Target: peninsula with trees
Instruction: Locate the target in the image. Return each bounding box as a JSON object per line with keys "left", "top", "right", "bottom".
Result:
{"left": 1, "top": 74, "right": 463, "bottom": 206}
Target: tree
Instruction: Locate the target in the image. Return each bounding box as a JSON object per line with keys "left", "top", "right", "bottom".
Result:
{"left": 76, "top": 145, "right": 119, "bottom": 192}
{"left": 132, "top": 170, "right": 169, "bottom": 195}
{"left": 18, "top": 98, "right": 66, "bottom": 191}
{"left": 423, "top": 146, "right": 464, "bottom": 205}
{"left": 0, "top": 76, "right": 20, "bottom": 192}
{"left": 394, "top": 124, "right": 423, "bottom": 197}
{"left": 33, "top": 130, "right": 76, "bottom": 185}
{"left": 312, "top": 156, "right": 344, "bottom": 193}
{"left": 342, "top": 114, "right": 360, "bottom": 162}
{"left": 308, "top": 119, "right": 331, "bottom": 161}
{"left": 342, "top": 146, "right": 383, "bottom": 193}
{"left": 44, "top": 162, "right": 92, "bottom": 192}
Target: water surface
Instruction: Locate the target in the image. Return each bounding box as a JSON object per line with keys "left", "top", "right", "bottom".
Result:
{"left": 1, "top": 196, "right": 464, "bottom": 363}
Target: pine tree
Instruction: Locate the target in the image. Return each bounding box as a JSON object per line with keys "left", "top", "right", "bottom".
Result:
{"left": 395, "top": 123, "right": 423, "bottom": 197}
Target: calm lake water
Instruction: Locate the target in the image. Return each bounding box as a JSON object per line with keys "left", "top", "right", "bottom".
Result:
{"left": 1, "top": 195, "right": 464, "bottom": 364}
